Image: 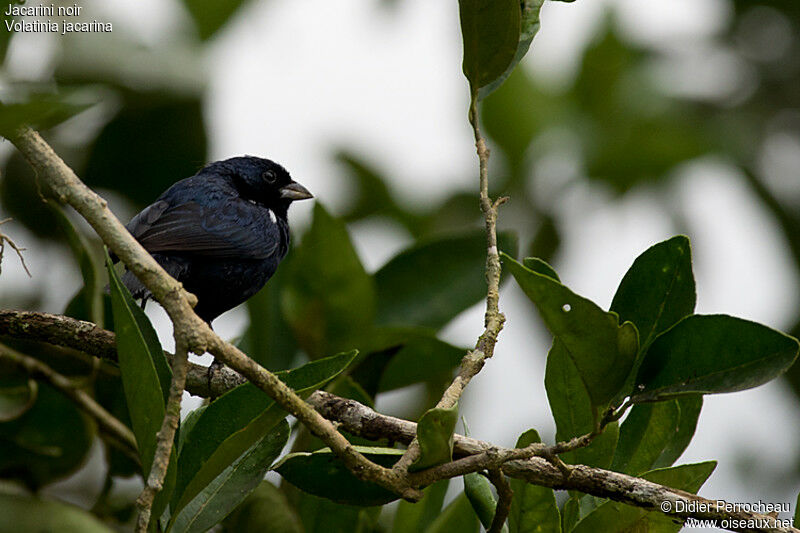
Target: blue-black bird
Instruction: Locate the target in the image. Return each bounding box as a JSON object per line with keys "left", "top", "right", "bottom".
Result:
{"left": 117, "top": 156, "right": 312, "bottom": 324}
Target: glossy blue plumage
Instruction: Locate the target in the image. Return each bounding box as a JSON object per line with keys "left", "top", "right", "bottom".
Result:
{"left": 118, "top": 156, "right": 312, "bottom": 323}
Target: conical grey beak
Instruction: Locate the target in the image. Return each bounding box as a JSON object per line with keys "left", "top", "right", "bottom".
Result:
{"left": 280, "top": 181, "right": 313, "bottom": 201}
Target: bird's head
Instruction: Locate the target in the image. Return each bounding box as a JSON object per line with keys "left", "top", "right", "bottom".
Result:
{"left": 210, "top": 156, "right": 313, "bottom": 212}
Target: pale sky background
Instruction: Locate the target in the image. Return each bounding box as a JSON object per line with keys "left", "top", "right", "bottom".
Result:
{"left": 2, "top": 0, "right": 799, "bottom": 529}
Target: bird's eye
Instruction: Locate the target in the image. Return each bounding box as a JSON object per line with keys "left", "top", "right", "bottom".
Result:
{"left": 263, "top": 170, "right": 276, "bottom": 184}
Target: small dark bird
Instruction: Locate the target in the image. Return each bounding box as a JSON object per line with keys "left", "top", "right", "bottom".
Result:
{"left": 117, "top": 156, "right": 312, "bottom": 324}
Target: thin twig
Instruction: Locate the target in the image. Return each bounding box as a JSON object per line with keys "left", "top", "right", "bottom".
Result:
{"left": 135, "top": 336, "right": 189, "bottom": 531}
{"left": 394, "top": 92, "right": 506, "bottom": 474}
{"left": 487, "top": 468, "right": 512, "bottom": 533}
{"left": 0, "top": 218, "right": 32, "bottom": 277}
{"left": 0, "top": 341, "right": 138, "bottom": 463}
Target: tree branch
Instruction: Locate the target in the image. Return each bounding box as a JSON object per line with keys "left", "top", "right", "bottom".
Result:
{"left": 0, "top": 341, "right": 139, "bottom": 464}
{"left": 487, "top": 468, "right": 512, "bottom": 533}
{"left": 7, "top": 127, "right": 419, "bottom": 502}
{"left": 308, "top": 391, "right": 799, "bottom": 533}
{"left": 135, "top": 336, "right": 188, "bottom": 531}
{"left": 0, "top": 309, "right": 245, "bottom": 397}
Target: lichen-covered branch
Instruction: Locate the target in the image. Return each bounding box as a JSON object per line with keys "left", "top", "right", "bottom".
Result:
{"left": 0, "top": 309, "right": 245, "bottom": 397}
{"left": 308, "top": 391, "right": 798, "bottom": 533}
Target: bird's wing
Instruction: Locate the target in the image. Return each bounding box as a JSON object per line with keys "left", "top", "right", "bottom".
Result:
{"left": 128, "top": 199, "right": 281, "bottom": 260}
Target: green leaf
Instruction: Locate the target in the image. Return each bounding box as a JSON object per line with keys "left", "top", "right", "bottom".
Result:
{"left": 0, "top": 94, "right": 91, "bottom": 138}
{"left": 293, "top": 492, "right": 380, "bottom": 533}
{"left": 509, "top": 430, "right": 560, "bottom": 533}
{"left": 222, "top": 481, "right": 303, "bottom": 533}
{"left": 393, "top": 480, "right": 450, "bottom": 533}
{"left": 0, "top": 379, "right": 37, "bottom": 423}
{"left": 0, "top": 384, "right": 91, "bottom": 488}
{"left": 168, "top": 420, "right": 289, "bottom": 533}
{"left": 523, "top": 257, "right": 560, "bottom": 282}
{"left": 364, "top": 328, "right": 466, "bottom": 392}
{"left": 0, "top": 492, "right": 113, "bottom": 533}
{"left": 425, "top": 493, "right": 480, "bottom": 533}
{"left": 560, "top": 497, "right": 580, "bottom": 532}
{"left": 274, "top": 447, "right": 403, "bottom": 506}
{"left": 504, "top": 253, "right": 638, "bottom": 409}
{"left": 458, "top": 0, "right": 521, "bottom": 96}
{"left": 610, "top": 236, "right": 695, "bottom": 352}
{"left": 652, "top": 396, "right": 702, "bottom": 469}
{"left": 795, "top": 492, "right": 800, "bottom": 526}
{"left": 181, "top": 0, "right": 248, "bottom": 40}
{"left": 464, "top": 472, "right": 508, "bottom": 532}
{"left": 106, "top": 254, "right": 176, "bottom": 519}
{"left": 84, "top": 93, "right": 207, "bottom": 208}
{"left": 611, "top": 401, "right": 680, "bottom": 475}
{"left": 375, "top": 230, "right": 517, "bottom": 330}
{"left": 171, "top": 351, "right": 357, "bottom": 518}
{"left": 410, "top": 405, "right": 459, "bottom": 472}
{"left": 478, "top": 0, "right": 545, "bottom": 100}
{"left": 633, "top": 315, "right": 800, "bottom": 402}
{"left": 570, "top": 462, "right": 716, "bottom": 533}
{"left": 283, "top": 203, "right": 375, "bottom": 358}
{"left": 544, "top": 341, "right": 618, "bottom": 468}
{"left": 106, "top": 256, "right": 171, "bottom": 475}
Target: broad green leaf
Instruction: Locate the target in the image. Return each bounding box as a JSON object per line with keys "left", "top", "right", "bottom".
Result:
{"left": 478, "top": 0, "right": 545, "bottom": 100}
{"left": 464, "top": 471, "right": 508, "bottom": 532}
{"left": 561, "top": 497, "right": 580, "bottom": 532}
{"left": 0, "top": 384, "right": 91, "bottom": 488}
{"left": 504, "top": 254, "right": 638, "bottom": 408}
{"left": 410, "top": 405, "right": 459, "bottom": 472}
{"left": 168, "top": 420, "right": 289, "bottom": 533}
{"left": 0, "top": 379, "right": 36, "bottom": 423}
{"left": 611, "top": 401, "right": 680, "bottom": 475}
{"left": 274, "top": 447, "right": 403, "bottom": 506}
{"left": 172, "top": 351, "right": 357, "bottom": 518}
{"left": 283, "top": 204, "right": 375, "bottom": 358}
{"left": 509, "top": 429, "right": 560, "bottom": 533}
{"left": 523, "top": 257, "right": 559, "bottom": 282}
{"left": 84, "top": 93, "right": 207, "bottom": 209}
{"left": 375, "top": 230, "right": 517, "bottom": 330}
{"left": 374, "top": 331, "right": 466, "bottom": 393}
{"left": 652, "top": 396, "right": 702, "bottom": 469}
{"left": 294, "top": 492, "right": 380, "bottom": 533}
{"left": 182, "top": 0, "right": 248, "bottom": 40}
{"left": 570, "top": 462, "right": 716, "bottom": 533}
{"left": 0, "top": 95, "right": 91, "bottom": 138}
{"left": 544, "top": 341, "right": 618, "bottom": 468}
{"left": 610, "top": 236, "right": 695, "bottom": 352}
{"left": 425, "top": 493, "right": 480, "bottom": 533}
{"left": 633, "top": 315, "right": 800, "bottom": 402}
{"left": 458, "top": 0, "right": 521, "bottom": 96}
{"left": 0, "top": 492, "right": 113, "bottom": 533}
{"left": 222, "top": 481, "right": 303, "bottom": 533}
{"left": 393, "top": 480, "right": 450, "bottom": 533}
{"left": 107, "top": 255, "right": 171, "bottom": 474}
{"left": 106, "top": 255, "right": 176, "bottom": 520}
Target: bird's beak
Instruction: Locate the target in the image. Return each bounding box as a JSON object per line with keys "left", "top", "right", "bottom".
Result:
{"left": 280, "top": 181, "right": 314, "bottom": 201}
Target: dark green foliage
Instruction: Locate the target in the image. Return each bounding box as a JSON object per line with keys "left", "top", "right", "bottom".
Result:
{"left": 275, "top": 447, "right": 404, "bottom": 506}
